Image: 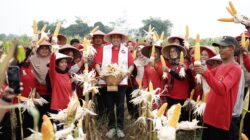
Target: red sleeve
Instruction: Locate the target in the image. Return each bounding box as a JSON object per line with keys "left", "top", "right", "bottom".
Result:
{"left": 94, "top": 47, "right": 103, "bottom": 65}
{"left": 127, "top": 51, "right": 134, "bottom": 66}
{"left": 202, "top": 66, "right": 241, "bottom": 96}
{"left": 155, "top": 61, "right": 163, "bottom": 76}
{"left": 142, "top": 66, "right": 149, "bottom": 89}
{"left": 243, "top": 54, "right": 250, "bottom": 72}
{"left": 49, "top": 53, "right": 56, "bottom": 85}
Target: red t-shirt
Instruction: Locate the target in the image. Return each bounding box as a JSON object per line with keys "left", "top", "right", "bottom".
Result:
{"left": 49, "top": 53, "right": 72, "bottom": 110}
{"left": 243, "top": 54, "right": 250, "bottom": 72}
{"left": 142, "top": 61, "right": 163, "bottom": 94}
{"left": 203, "top": 63, "right": 241, "bottom": 130}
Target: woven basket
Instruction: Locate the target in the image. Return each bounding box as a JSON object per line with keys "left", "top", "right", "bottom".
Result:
{"left": 103, "top": 74, "right": 124, "bottom": 91}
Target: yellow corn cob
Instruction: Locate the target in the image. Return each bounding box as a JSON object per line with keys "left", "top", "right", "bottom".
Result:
{"left": 149, "top": 81, "right": 153, "bottom": 93}
{"left": 41, "top": 115, "right": 54, "bottom": 140}
{"left": 148, "top": 24, "right": 152, "bottom": 32}
{"left": 203, "top": 90, "right": 210, "bottom": 102}
{"left": 41, "top": 24, "right": 48, "bottom": 33}
{"left": 245, "top": 39, "right": 250, "bottom": 50}
{"left": 226, "top": 6, "right": 234, "bottom": 16}
{"left": 189, "top": 89, "right": 195, "bottom": 100}
{"left": 17, "top": 95, "right": 28, "bottom": 101}
{"left": 160, "top": 32, "right": 164, "bottom": 41}
{"left": 243, "top": 89, "right": 249, "bottom": 111}
{"left": 53, "top": 22, "right": 61, "bottom": 37}
{"left": 33, "top": 20, "right": 38, "bottom": 34}
{"left": 194, "top": 34, "right": 201, "bottom": 61}
{"left": 185, "top": 25, "right": 189, "bottom": 39}
{"left": 151, "top": 44, "right": 155, "bottom": 58}
{"left": 160, "top": 55, "right": 166, "bottom": 67}
{"left": 241, "top": 33, "right": 246, "bottom": 47}
{"left": 169, "top": 104, "right": 181, "bottom": 128}
{"left": 157, "top": 103, "right": 168, "bottom": 118}
{"left": 90, "top": 26, "right": 99, "bottom": 34}
{"left": 37, "top": 37, "right": 47, "bottom": 45}
{"left": 218, "top": 18, "right": 234, "bottom": 22}
{"left": 154, "top": 31, "right": 159, "bottom": 41}
{"left": 196, "top": 95, "right": 201, "bottom": 104}
{"left": 180, "top": 51, "right": 184, "bottom": 65}
{"left": 229, "top": 1, "right": 237, "bottom": 15}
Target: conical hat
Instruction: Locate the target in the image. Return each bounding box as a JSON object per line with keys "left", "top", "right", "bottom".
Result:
{"left": 104, "top": 30, "right": 128, "bottom": 43}
{"left": 161, "top": 44, "right": 187, "bottom": 59}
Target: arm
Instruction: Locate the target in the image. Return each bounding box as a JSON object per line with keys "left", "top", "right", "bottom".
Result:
{"left": 202, "top": 67, "right": 241, "bottom": 96}
{"left": 49, "top": 53, "right": 56, "bottom": 85}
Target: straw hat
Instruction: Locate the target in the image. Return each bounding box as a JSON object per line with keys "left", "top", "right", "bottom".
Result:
{"left": 47, "top": 53, "right": 72, "bottom": 67}
{"left": 189, "top": 45, "right": 216, "bottom": 58}
{"left": 59, "top": 44, "right": 82, "bottom": 59}
{"left": 206, "top": 54, "right": 222, "bottom": 66}
{"left": 161, "top": 44, "right": 187, "bottom": 59}
{"left": 92, "top": 30, "right": 106, "bottom": 37}
{"left": 141, "top": 44, "right": 162, "bottom": 58}
{"left": 167, "top": 35, "right": 185, "bottom": 45}
{"left": 104, "top": 31, "right": 128, "bottom": 43}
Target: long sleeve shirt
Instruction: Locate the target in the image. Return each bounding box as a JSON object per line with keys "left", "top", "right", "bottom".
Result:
{"left": 202, "top": 63, "right": 241, "bottom": 130}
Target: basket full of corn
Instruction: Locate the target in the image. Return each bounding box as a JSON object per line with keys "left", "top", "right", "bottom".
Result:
{"left": 100, "top": 64, "right": 127, "bottom": 92}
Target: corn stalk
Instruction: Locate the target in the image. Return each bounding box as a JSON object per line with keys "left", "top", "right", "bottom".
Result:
{"left": 239, "top": 88, "right": 250, "bottom": 140}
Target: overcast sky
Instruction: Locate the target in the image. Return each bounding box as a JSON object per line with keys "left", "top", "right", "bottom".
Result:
{"left": 1, "top": 0, "right": 250, "bottom": 38}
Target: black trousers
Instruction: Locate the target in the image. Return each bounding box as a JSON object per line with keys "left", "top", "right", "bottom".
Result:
{"left": 244, "top": 87, "right": 250, "bottom": 138}
{"left": 202, "top": 123, "right": 229, "bottom": 140}
{"left": 96, "top": 87, "right": 108, "bottom": 118}
{"left": 0, "top": 112, "right": 11, "bottom": 140}
{"left": 106, "top": 86, "right": 126, "bottom": 129}
{"left": 229, "top": 115, "right": 241, "bottom": 140}
{"left": 126, "top": 86, "right": 139, "bottom": 119}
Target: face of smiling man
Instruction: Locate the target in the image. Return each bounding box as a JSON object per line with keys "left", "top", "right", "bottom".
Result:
{"left": 111, "top": 34, "right": 122, "bottom": 47}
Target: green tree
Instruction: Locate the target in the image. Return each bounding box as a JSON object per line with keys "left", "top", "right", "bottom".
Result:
{"left": 93, "top": 21, "right": 113, "bottom": 34}
{"left": 139, "top": 17, "right": 173, "bottom": 38}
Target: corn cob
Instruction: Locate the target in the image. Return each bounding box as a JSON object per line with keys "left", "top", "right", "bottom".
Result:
{"left": 154, "top": 31, "right": 159, "bottom": 41}
{"left": 194, "top": 34, "right": 201, "bottom": 61}
{"left": 185, "top": 25, "right": 189, "bottom": 39}
{"left": 226, "top": 7, "right": 234, "bottom": 16}
{"left": 33, "top": 20, "right": 38, "bottom": 34}
{"left": 180, "top": 51, "right": 184, "bottom": 65}
{"left": 149, "top": 81, "right": 153, "bottom": 93}
{"left": 90, "top": 26, "right": 99, "bottom": 34}
{"left": 84, "top": 63, "right": 88, "bottom": 73}
{"left": 246, "top": 39, "right": 250, "bottom": 50}
{"left": 41, "top": 24, "right": 48, "bottom": 33}
{"left": 218, "top": 18, "right": 234, "bottom": 22}
{"left": 148, "top": 24, "right": 152, "bottom": 32}
{"left": 189, "top": 89, "right": 195, "bottom": 100}
{"left": 169, "top": 104, "right": 181, "bottom": 128}
{"left": 37, "top": 37, "right": 47, "bottom": 45}
{"left": 160, "top": 32, "right": 164, "bottom": 41}
{"left": 160, "top": 55, "right": 166, "bottom": 67}
{"left": 41, "top": 115, "right": 54, "bottom": 140}
{"left": 157, "top": 103, "right": 168, "bottom": 118}
{"left": 241, "top": 33, "right": 246, "bottom": 47}
{"left": 229, "top": 1, "right": 237, "bottom": 15}
{"left": 53, "top": 22, "right": 61, "bottom": 37}
{"left": 17, "top": 45, "right": 26, "bottom": 63}
{"left": 241, "top": 133, "right": 249, "bottom": 140}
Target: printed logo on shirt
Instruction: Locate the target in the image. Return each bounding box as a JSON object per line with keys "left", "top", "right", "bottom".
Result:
{"left": 121, "top": 50, "right": 126, "bottom": 54}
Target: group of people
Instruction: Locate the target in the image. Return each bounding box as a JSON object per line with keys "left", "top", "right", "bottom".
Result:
{"left": 0, "top": 24, "right": 250, "bottom": 140}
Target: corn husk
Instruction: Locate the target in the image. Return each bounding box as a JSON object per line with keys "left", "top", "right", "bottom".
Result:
{"left": 41, "top": 24, "right": 48, "bottom": 33}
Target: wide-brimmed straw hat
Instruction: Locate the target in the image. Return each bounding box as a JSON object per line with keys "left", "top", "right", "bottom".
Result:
{"left": 167, "top": 35, "right": 185, "bottom": 45}
{"left": 104, "top": 31, "right": 128, "bottom": 43}
{"left": 47, "top": 53, "right": 72, "bottom": 67}
{"left": 92, "top": 30, "right": 106, "bottom": 37}
{"left": 141, "top": 44, "right": 162, "bottom": 58}
{"left": 59, "top": 44, "right": 82, "bottom": 59}
{"left": 161, "top": 44, "right": 187, "bottom": 59}
{"left": 206, "top": 54, "right": 222, "bottom": 66}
